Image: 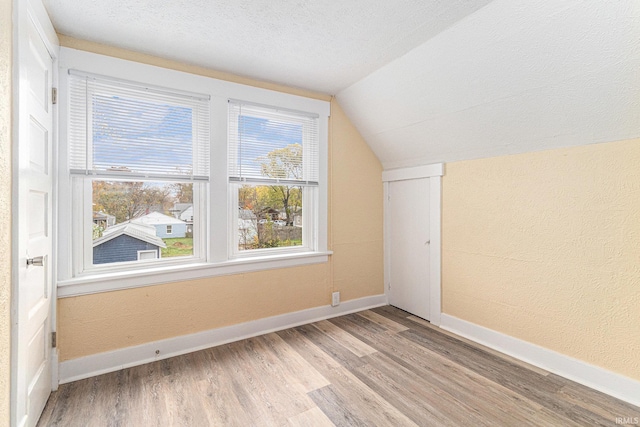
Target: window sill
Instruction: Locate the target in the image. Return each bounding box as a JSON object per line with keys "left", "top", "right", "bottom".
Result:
{"left": 57, "top": 251, "right": 333, "bottom": 298}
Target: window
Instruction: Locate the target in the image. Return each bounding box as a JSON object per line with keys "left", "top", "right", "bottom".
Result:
{"left": 137, "top": 250, "right": 159, "bottom": 260}
{"left": 228, "top": 101, "right": 318, "bottom": 255}
{"left": 67, "top": 71, "right": 209, "bottom": 274}
{"left": 57, "top": 48, "right": 330, "bottom": 296}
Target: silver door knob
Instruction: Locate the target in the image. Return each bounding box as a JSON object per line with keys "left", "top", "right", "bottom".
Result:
{"left": 26, "top": 256, "right": 44, "bottom": 267}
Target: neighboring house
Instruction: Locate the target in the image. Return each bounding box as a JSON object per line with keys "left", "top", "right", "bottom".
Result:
{"left": 93, "top": 222, "right": 166, "bottom": 264}
{"left": 92, "top": 211, "right": 116, "bottom": 229}
{"left": 239, "top": 209, "right": 257, "bottom": 227}
{"left": 132, "top": 211, "right": 187, "bottom": 238}
{"left": 178, "top": 205, "right": 194, "bottom": 234}
{"left": 179, "top": 205, "right": 193, "bottom": 222}
{"left": 238, "top": 209, "right": 257, "bottom": 247}
{"left": 263, "top": 208, "right": 279, "bottom": 221}
{"left": 172, "top": 203, "right": 192, "bottom": 219}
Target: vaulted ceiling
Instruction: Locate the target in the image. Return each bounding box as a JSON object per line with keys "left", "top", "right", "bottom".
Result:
{"left": 42, "top": 0, "right": 492, "bottom": 94}
{"left": 44, "top": 0, "right": 640, "bottom": 169}
{"left": 337, "top": 0, "right": 640, "bottom": 168}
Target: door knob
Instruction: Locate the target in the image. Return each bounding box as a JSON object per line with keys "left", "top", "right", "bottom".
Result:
{"left": 26, "top": 256, "right": 44, "bottom": 267}
{"left": 425, "top": 240, "right": 430, "bottom": 245}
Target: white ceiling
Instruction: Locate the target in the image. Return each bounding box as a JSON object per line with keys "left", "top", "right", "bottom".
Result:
{"left": 43, "top": 0, "right": 640, "bottom": 168}
{"left": 337, "top": 0, "right": 640, "bottom": 168}
{"left": 42, "top": 0, "right": 493, "bottom": 94}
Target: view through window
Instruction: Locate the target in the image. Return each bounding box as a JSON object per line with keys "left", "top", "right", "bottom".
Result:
{"left": 238, "top": 184, "right": 303, "bottom": 250}
{"left": 92, "top": 181, "right": 195, "bottom": 264}
{"left": 68, "top": 71, "right": 209, "bottom": 268}
{"left": 229, "top": 102, "right": 318, "bottom": 253}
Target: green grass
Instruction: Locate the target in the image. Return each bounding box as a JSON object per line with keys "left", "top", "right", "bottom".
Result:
{"left": 278, "top": 239, "right": 302, "bottom": 247}
{"left": 162, "top": 237, "right": 193, "bottom": 258}
{"left": 163, "top": 236, "right": 300, "bottom": 256}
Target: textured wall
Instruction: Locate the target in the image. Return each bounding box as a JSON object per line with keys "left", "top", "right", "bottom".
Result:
{"left": 442, "top": 139, "right": 640, "bottom": 381}
{"left": 59, "top": 264, "right": 330, "bottom": 358}
{"left": 330, "top": 101, "right": 384, "bottom": 301}
{"left": 57, "top": 39, "right": 384, "bottom": 361}
{"left": 0, "top": 0, "right": 11, "bottom": 423}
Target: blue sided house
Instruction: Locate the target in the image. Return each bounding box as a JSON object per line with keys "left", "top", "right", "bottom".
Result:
{"left": 132, "top": 211, "right": 187, "bottom": 239}
{"left": 93, "top": 222, "right": 167, "bottom": 264}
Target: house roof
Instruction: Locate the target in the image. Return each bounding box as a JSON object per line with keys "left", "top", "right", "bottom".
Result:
{"left": 174, "top": 203, "right": 192, "bottom": 214}
{"left": 93, "top": 222, "right": 167, "bottom": 248}
{"left": 132, "top": 211, "right": 186, "bottom": 226}
{"left": 239, "top": 209, "right": 256, "bottom": 220}
{"left": 93, "top": 211, "right": 115, "bottom": 220}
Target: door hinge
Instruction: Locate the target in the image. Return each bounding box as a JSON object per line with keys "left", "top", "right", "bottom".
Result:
{"left": 52, "top": 87, "right": 57, "bottom": 105}
{"left": 51, "top": 331, "right": 57, "bottom": 348}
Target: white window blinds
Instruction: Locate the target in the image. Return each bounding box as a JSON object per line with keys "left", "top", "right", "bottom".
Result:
{"left": 228, "top": 100, "right": 319, "bottom": 186}
{"left": 68, "top": 70, "right": 210, "bottom": 181}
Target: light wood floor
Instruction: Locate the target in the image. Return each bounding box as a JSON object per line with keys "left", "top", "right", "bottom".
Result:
{"left": 38, "top": 306, "right": 639, "bottom": 426}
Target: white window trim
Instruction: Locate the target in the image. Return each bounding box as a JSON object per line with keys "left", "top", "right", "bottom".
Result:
{"left": 166, "top": 225, "right": 173, "bottom": 235}
{"left": 56, "top": 48, "right": 330, "bottom": 297}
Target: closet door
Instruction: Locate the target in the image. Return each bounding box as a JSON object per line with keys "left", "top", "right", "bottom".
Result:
{"left": 388, "top": 178, "right": 431, "bottom": 320}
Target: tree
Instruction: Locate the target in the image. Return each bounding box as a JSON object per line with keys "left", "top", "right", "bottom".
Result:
{"left": 238, "top": 185, "right": 277, "bottom": 249}
{"left": 258, "top": 144, "right": 303, "bottom": 225}
{"left": 171, "top": 183, "right": 193, "bottom": 203}
{"left": 93, "top": 181, "right": 175, "bottom": 224}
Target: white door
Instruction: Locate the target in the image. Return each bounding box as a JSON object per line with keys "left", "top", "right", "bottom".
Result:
{"left": 388, "top": 178, "right": 431, "bottom": 320}
{"left": 13, "top": 7, "right": 56, "bottom": 427}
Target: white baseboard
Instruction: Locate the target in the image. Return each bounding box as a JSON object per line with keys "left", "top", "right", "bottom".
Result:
{"left": 440, "top": 314, "right": 640, "bottom": 407}
{"left": 59, "top": 294, "right": 388, "bottom": 384}
{"left": 51, "top": 348, "right": 59, "bottom": 391}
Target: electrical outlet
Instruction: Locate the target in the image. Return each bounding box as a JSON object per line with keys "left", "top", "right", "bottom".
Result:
{"left": 332, "top": 291, "right": 340, "bottom": 307}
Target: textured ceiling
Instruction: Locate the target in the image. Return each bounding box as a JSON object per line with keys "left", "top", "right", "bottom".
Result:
{"left": 42, "top": 0, "right": 640, "bottom": 168}
{"left": 337, "top": 0, "right": 640, "bottom": 168}
{"left": 42, "top": 0, "right": 493, "bottom": 94}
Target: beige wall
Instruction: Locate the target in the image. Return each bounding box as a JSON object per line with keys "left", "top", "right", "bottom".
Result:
{"left": 0, "top": 0, "right": 12, "bottom": 424}
{"left": 442, "top": 139, "right": 640, "bottom": 381}
{"left": 58, "top": 36, "right": 331, "bottom": 102}
{"left": 56, "top": 38, "right": 384, "bottom": 361}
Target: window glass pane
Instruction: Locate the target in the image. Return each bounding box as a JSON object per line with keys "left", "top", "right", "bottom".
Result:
{"left": 92, "top": 180, "right": 195, "bottom": 264}
{"left": 238, "top": 185, "right": 302, "bottom": 251}
{"left": 92, "top": 94, "right": 195, "bottom": 175}
{"left": 228, "top": 101, "right": 319, "bottom": 184}
{"left": 68, "top": 73, "right": 211, "bottom": 178}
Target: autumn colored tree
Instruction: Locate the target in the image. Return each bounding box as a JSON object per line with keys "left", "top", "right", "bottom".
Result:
{"left": 258, "top": 143, "right": 303, "bottom": 225}
{"left": 93, "top": 181, "right": 174, "bottom": 223}
{"left": 171, "top": 183, "right": 193, "bottom": 203}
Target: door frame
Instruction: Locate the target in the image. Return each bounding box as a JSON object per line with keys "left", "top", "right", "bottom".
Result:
{"left": 11, "top": 0, "right": 59, "bottom": 425}
{"left": 382, "top": 163, "right": 443, "bottom": 326}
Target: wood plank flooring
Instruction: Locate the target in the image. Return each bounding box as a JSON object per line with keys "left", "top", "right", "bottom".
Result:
{"left": 38, "top": 306, "right": 640, "bottom": 426}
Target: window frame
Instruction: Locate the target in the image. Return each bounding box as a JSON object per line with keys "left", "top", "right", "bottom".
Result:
{"left": 56, "top": 47, "right": 330, "bottom": 297}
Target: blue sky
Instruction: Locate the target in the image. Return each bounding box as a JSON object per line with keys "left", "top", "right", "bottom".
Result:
{"left": 237, "top": 115, "right": 302, "bottom": 177}
{"left": 93, "top": 94, "right": 194, "bottom": 174}
{"left": 92, "top": 94, "right": 302, "bottom": 177}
